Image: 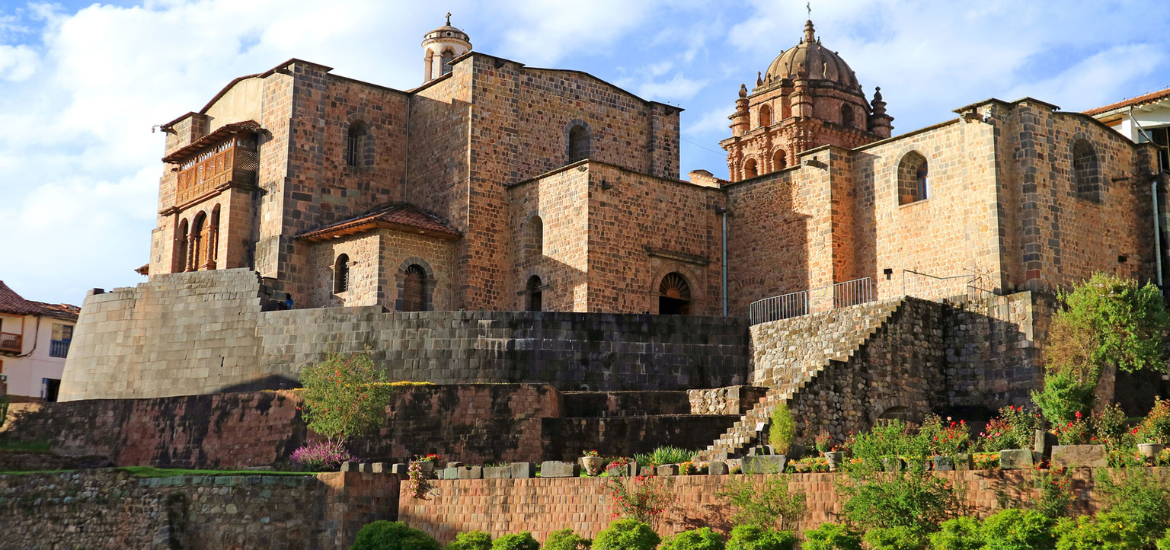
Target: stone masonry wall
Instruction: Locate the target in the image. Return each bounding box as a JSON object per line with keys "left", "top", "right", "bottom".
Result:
{"left": 0, "top": 469, "right": 398, "bottom": 550}
{"left": 399, "top": 468, "right": 1130, "bottom": 544}
{"left": 61, "top": 269, "right": 749, "bottom": 401}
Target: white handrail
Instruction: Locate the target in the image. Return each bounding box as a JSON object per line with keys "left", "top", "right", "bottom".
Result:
{"left": 749, "top": 277, "right": 875, "bottom": 325}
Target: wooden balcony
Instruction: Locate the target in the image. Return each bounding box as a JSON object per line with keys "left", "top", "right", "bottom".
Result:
{"left": 175, "top": 136, "right": 259, "bottom": 206}
{"left": 0, "top": 332, "right": 22, "bottom": 354}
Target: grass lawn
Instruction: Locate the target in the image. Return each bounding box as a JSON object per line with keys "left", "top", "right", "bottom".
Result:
{"left": 0, "top": 440, "right": 52, "bottom": 454}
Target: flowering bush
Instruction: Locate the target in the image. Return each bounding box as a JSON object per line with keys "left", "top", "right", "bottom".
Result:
{"left": 298, "top": 353, "right": 394, "bottom": 447}
{"left": 416, "top": 453, "right": 440, "bottom": 462}
{"left": 787, "top": 457, "right": 830, "bottom": 473}
{"left": 978, "top": 405, "right": 1042, "bottom": 452}
{"left": 1136, "top": 397, "right": 1170, "bottom": 445}
{"left": 289, "top": 441, "right": 358, "bottom": 471}
{"left": 679, "top": 461, "right": 708, "bottom": 476}
{"left": 814, "top": 431, "right": 832, "bottom": 453}
{"left": 607, "top": 475, "right": 671, "bottom": 524}
{"left": 972, "top": 453, "right": 999, "bottom": 470}
{"left": 1051, "top": 411, "right": 1093, "bottom": 446}
{"left": 582, "top": 449, "right": 601, "bottom": 457}
{"left": 407, "top": 461, "right": 432, "bottom": 499}
{"left": 921, "top": 415, "right": 970, "bottom": 457}
{"left": 1092, "top": 404, "right": 1131, "bottom": 449}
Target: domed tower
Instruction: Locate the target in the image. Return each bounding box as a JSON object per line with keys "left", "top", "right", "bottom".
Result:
{"left": 422, "top": 13, "right": 472, "bottom": 83}
{"left": 720, "top": 20, "right": 893, "bottom": 182}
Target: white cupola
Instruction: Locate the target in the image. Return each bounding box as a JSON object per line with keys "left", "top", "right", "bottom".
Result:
{"left": 422, "top": 13, "right": 472, "bottom": 83}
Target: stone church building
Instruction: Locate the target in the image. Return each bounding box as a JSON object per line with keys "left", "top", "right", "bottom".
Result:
{"left": 148, "top": 17, "right": 1163, "bottom": 320}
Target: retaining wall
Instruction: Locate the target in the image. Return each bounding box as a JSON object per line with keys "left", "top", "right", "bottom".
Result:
{"left": 399, "top": 468, "right": 1150, "bottom": 544}
{"left": 61, "top": 269, "right": 749, "bottom": 401}
{"left": 0, "top": 469, "right": 399, "bottom": 550}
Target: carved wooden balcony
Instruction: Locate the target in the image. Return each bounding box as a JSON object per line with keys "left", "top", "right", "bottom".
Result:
{"left": 0, "top": 331, "right": 22, "bottom": 354}
{"left": 162, "top": 120, "right": 261, "bottom": 209}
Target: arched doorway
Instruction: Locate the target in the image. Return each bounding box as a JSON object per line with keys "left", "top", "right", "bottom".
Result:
{"left": 658, "top": 272, "right": 692, "bottom": 315}
{"left": 402, "top": 264, "right": 427, "bottom": 311}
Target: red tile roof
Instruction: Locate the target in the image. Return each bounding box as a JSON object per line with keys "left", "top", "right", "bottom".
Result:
{"left": 0, "top": 281, "right": 80, "bottom": 321}
{"left": 161, "top": 120, "right": 262, "bottom": 164}
{"left": 1084, "top": 87, "right": 1170, "bottom": 116}
{"left": 296, "top": 203, "right": 462, "bottom": 242}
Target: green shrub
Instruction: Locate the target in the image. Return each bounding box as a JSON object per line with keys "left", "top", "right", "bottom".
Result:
{"left": 1047, "top": 273, "right": 1169, "bottom": 376}
{"left": 0, "top": 396, "right": 9, "bottom": 429}
{"left": 351, "top": 521, "right": 442, "bottom": 550}
{"left": 300, "top": 353, "right": 394, "bottom": 445}
{"left": 863, "top": 526, "right": 926, "bottom": 550}
{"left": 591, "top": 520, "right": 660, "bottom": 550}
{"left": 542, "top": 529, "right": 590, "bottom": 550}
{"left": 838, "top": 469, "right": 957, "bottom": 536}
{"left": 1054, "top": 512, "right": 1143, "bottom": 550}
{"left": 1032, "top": 369, "right": 1095, "bottom": 425}
{"left": 1157, "top": 530, "right": 1170, "bottom": 550}
{"left": 979, "top": 509, "right": 1054, "bottom": 550}
{"left": 715, "top": 475, "right": 807, "bottom": 530}
{"left": 659, "top": 527, "right": 724, "bottom": 550}
{"left": 446, "top": 531, "right": 492, "bottom": 550}
{"left": 491, "top": 533, "right": 539, "bottom": 550}
{"left": 1095, "top": 467, "right": 1170, "bottom": 544}
{"left": 724, "top": 525, "right": 795, "bottom": 550}
{"left": 843, "top": 420, "right": 928, "bottom": 471}
{"left": 801, "top": 523, "right": 861, "bottom": 550}
{"left": 769, "top": 403, "right": 796, "bottom": 455}
{"left": 929, "top": 517, "right": 982, "bottom": 550}
{"left": 633, "top": 446, "right": 695, "bottom": 467}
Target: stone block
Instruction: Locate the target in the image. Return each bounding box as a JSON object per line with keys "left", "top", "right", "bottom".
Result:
{"left": 357, "top": 463, "right": 370, "bottom": 473}
{"left": 540, "top": 461, "right": 579, "bottom": 478}
{"left": 371, "top": 462, "right": 385, "bottom": 474}
{"left": 391, "top": 463, "right": 409, "bottom": 476}
{"left": 656, "top": 464, "right": 679, "bottom": 476}
{"left": 708, "top": 461, "right": 729, "bottom": 475}
{"left": 483, "top": 466, "right": 511, "bottom": 479}
{"left": 1051, "top": 445, "right": 1107, "bottom": 468}
{"left": 340, "top": 462, "right": 353, "bottom": 472}
{"left": 442, "top": 467, "right": 460, "bottom": 480}
{"left": 1034, "top": 429, "right": 1057, "bottom": 457}
{"left": 457, "top": 466, "right": 483, "bottom": 480}
{"left": 999, "top": 449, "right": 1033, "bottom": 470}
{"left": 510, "top": 462, "right": 535, "bottom": 479}
{"left": 742, "top": 455, "right": 786, "bottom": 474}
{"left": 446, "top": 462, "right": 464, "bottom": 469}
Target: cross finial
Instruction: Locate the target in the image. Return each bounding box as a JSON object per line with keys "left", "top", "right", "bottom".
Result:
{"left": 446, "top": 12, "right": 452, "bottom": 25}
{"left": 807, "top": 2, "right": 811, "bottom": 19}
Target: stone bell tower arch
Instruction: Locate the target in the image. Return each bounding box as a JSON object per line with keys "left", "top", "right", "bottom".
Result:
{"left": 422, "top": 13, "right": 472, "bottom": 83}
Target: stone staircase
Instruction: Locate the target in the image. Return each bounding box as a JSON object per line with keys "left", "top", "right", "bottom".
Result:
{"left": 699, "top": 298, "right": 906, "bottom": 459}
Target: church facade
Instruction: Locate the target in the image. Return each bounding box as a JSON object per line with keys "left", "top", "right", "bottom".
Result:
{"left": 147, "top": 17, "right": 1167, "bottom": 320}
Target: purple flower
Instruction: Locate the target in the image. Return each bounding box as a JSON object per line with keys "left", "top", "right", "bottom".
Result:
{"left": 290, "top": 442, "right": 360, "bottom": 471}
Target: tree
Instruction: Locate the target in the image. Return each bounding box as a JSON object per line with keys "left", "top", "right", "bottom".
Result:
{"left": 298, "top": 352, "right": 393, "bottom": 448}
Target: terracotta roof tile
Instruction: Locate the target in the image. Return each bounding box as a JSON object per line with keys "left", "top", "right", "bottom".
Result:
{"left": 1084, "top": 87, "right": 1170, "bottom": 116}
{"left": 0, "top": 281, "right": 80, "bottom": 321}
{"left": 296, "top": 203, "right": 462, "bottom": 242}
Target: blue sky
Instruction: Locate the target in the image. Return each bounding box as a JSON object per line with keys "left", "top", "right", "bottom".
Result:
{"left": 1, "top": 0, "right": 1168, "bottom": 305}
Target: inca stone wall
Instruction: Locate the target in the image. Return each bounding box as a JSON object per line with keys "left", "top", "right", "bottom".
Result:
{"left": 3, "top": 385, "right": 737, "bottom": 468}
{"left": 0, "top": 470, "right": 399, "bottom": 550}
{"left": 60, "top": 269, "right": 749, "bottom": 401}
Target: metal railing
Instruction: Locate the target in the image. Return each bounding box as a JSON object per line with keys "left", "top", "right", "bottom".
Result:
{"left": 49, "top": 340, "right": 70, "bottom": 358}
{"left": 0, "top": 332, "right": 21, "bottom": 353}
{"left": 901, "top": 269, "right": 992, "bottom": 302}
{"left": 749, "top": 277, "right": 875, "bottom": 325}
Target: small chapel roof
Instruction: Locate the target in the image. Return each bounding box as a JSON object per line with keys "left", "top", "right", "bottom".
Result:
{"left": 296, "top": 203, "right": 462, "bottom": 242}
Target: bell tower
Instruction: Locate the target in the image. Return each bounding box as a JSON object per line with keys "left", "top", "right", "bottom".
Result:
{"left": 422, "top": 13, "right": 472, "bottom": 83}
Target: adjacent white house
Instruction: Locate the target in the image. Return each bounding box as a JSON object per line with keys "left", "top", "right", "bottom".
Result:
{"left": 1088, "top": 87, "right": 1170, "bottom": 172}
{"left": 0, "top": 281, "right": 80, "bottom": 402}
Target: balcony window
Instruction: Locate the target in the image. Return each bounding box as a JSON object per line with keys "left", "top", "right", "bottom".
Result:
{"left": 174, "top": 135, "right": 259, "bottom": 205}
{"left": 50, "top": 324, "right": 73, "bottom": 358}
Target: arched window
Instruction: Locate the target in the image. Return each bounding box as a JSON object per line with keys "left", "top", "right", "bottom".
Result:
{"left": 743, "top": 158, "right": 758, "bottom": 179}
{"left": 207, "top": 205, "right": 220, "bottom": 270}
{"left": 174, "top": 219, "right": 189, "bottom": 273}
{"left": 568, "top": 124, "right": 591, "bottom": 164}
{"left": 424, "top": 50, "right": 434, "bottom": 81}
{"left": 897, "top": 152, "right": 929, "bottom": 205}
{"left": 526, "top": 216, "right": 544, "bottom": 259}
{"left": 440, "top": 49, "right": 454, "bottom": 75}
{"left": 772, "top": 149, "right": 787, "bottom": 171}
{"left": 526, "top": 275, "right": 543, "bottom": 312}
{"left": 840, "top": 104, "right": 854, "bottom": 129}
{"left": 758, "top": 104, "right": 772, "bottom": 128}
{"left": 190, "top": 212, "right": 206, "bottom": 271}
{"left": 401, "top": 264, "right": 427, "bottom": 312}
{"left": 658, "top": 272, "right": 692, "bottom": 315}
{"left": 346, "top": 121, "right": 367, "bottom": 167}
{"left": 1073, "top": 140, "right": 1101, "bottom": 203}
{"left": 334, "top": 254, "right": 350, "bottom": 293}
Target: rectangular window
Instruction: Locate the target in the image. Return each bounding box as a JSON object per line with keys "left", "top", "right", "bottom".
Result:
{"left": 50, "top": 323, "right": 73, "bottom": 358}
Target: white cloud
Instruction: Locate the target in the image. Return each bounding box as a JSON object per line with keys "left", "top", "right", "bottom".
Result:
{"left": 637, "top": 72, "right": 709, "bottom": 101}
{"left": 495, "top": 0, "right": 668, "bottom": 66}
{"left": 685, "top": 106, "right": 731, "bottom": 136}
{"left": 0, "top": 44, "right": 36, "bottom": 80}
